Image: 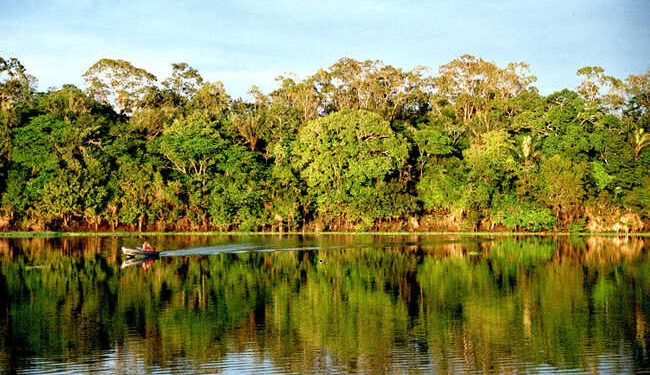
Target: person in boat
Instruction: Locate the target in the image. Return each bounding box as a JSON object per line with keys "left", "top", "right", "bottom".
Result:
{"left": 142, "top": 241, "right": 155, "bottom": 252}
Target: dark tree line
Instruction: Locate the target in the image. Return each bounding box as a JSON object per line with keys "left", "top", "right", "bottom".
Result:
{"left": 0, "top": 55, "right": 648, "bottom": 232}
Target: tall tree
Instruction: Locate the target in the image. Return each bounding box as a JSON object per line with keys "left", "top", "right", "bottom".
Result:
{"left": 293, "top": 109, "right": 411, "bottom": 226}
{"left": 0, "top": 56, "right": 36, "bottom": 109}
{"left": 229, "top": 86, "right": 268, "bottom": 152}
{"left": 322, "top": 58, "right": 433, "bottom": 121}
{"left": 191, "top": 81, "right": 231, "bottom": 121}
{"left": 271, "top": 74, "right": 324, "bottom": 121}
{"left": 576, "top": 66, "right": 625, "bottom": 111}
{"left": 83, "top": 59, "right": 157, "bottom": 114}
{"left": 434, "top": 55, "right": 536, "bottom": 136}
{"left": 162, "top": 62, "right": 204, "bottom": 100}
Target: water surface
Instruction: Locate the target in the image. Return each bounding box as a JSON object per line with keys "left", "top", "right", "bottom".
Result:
{"left": 0, "top": 235, "right": 648, "bottom": 374}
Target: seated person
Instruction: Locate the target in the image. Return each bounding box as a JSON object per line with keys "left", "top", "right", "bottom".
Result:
{"left": 142, "top": 241, "right": 155, "bottom": 252}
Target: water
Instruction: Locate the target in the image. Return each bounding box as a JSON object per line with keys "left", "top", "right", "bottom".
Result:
{"left": 0, "top": 234, "right": 648, "bottom": 374}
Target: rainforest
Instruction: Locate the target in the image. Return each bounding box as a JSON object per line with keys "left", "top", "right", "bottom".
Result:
{"left": 0, "top": 56, "right": 648, "bottom": 232}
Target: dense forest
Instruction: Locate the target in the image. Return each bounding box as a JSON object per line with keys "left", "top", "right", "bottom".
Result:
{"left": 0, "top": 55, "right": 648, "bottom": 232}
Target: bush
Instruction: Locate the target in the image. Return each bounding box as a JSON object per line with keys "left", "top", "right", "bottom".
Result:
{"left": 491, "top": 195, "right": 556, "bottom": 232}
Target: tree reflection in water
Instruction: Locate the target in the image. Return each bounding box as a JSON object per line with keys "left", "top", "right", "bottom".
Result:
{"left": 0, "top": 235, "right": 647, "bottom": 373}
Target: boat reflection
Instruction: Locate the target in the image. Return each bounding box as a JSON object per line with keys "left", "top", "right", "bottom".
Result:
{"left": 121, "top": 257, "right": 156, "bottom": 269}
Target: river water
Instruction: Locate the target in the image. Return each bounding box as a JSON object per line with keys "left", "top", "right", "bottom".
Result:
{"left": 0, "top": 234, "right": 648, "bottom": 374}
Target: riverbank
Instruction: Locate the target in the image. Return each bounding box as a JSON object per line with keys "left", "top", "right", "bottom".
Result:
{"left": 1, "top": 231, "right": 649, "bottom": 238}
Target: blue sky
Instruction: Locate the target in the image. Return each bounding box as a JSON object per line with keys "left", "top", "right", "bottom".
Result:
{"left": 1, "top": 0, "right": 648, "bottom": 99}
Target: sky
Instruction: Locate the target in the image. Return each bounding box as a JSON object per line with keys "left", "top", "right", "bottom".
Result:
{"left": 1, "top": 0, "right": 648, "bottom": 99}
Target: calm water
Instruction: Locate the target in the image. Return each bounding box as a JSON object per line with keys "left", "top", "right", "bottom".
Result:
{"left": 0, "top": 234, "right": 648, "bottom": 374}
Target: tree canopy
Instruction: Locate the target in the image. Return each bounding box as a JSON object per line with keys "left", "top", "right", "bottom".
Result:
{"left": 0, "top": 55, "right": 648, "bottom": 232}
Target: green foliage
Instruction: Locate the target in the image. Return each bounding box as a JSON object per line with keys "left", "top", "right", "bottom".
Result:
{"left": 206, "top": 145, "right": 269, "bottom": 230}
{"left": 158, "top": 111, "right": 222, "bottom": 177}
{"left": 464, "top": 130, "right": 517, "bottom": 185}
{"left": 625, "top": 176, "right": 650, "bottom": 218}
{"left": 590, "top": 161, "right": 614, "bottom": 191}
{"left": 0, "top": 113, "right": 10, "bottom": 186}
{"left": 410, "top": 117, "right": 455, "bottom": 175}
{"left": 491, "top": 195, "right": 557, "bottom": 231}
{"left": 4, "top": 94, "right": 112, "bottom": 227}
{"left": 1, "top": 56, "right": 37, "bottom": 107}
{"left": 162, "top": 62, "right": 204, "bottom": 100}
{"left": 0, "top": 56, "right": 648, "bottom": 231}
{"left": 417, "top": 158, "right": 464, "bottom": 211}
{"left": 434, "top": 54, "right": 536, "bottom": 132}
{"left": 567, "top": 219, "right": 587, "bottom": 233}
{"left": 293, "top": 109, "right": 411, "bottom": 224}
{"left": 111, "top": 160, "right": 161, "bottom": 229}
{"left": 83, "top": 58, "right": 157, "bottom": 114}
{"left": 535, "top": 155, "right": 586, "bottom": 222}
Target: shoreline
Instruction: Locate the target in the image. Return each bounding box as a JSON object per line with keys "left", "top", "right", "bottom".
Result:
{"left": 1, "top": 231, "right": 649, "bottom": 238}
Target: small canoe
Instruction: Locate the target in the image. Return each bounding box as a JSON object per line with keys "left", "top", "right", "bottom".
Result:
{"left": 121, "top": 247, "right": 160, "bottom": 259}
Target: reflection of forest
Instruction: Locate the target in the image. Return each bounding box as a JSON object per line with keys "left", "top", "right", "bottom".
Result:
{"left": 0, "top": 236, "right": 648, "bottom": 373}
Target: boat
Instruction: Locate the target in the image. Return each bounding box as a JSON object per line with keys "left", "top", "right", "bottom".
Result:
{"left": 121, "top": 258, "right": 151, "bottom": 269}
{"left": 121, "top": 247, "right": 160, "bottom": 259}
